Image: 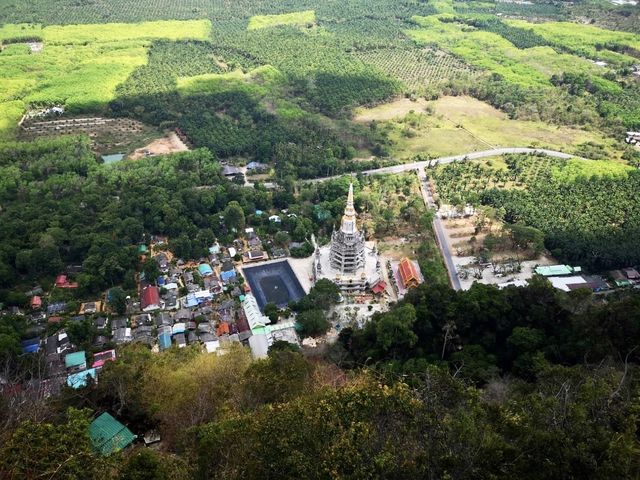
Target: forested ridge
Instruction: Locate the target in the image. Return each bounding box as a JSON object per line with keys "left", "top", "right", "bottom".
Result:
{"left": 2, "top": 281, "right": 640, "bottom": 479}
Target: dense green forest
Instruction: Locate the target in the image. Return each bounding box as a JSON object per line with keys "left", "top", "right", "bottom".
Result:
{"left": 0, "top": 137, "right": 433, "bottom": 299}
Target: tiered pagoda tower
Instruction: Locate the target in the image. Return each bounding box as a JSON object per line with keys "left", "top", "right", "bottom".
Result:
{"left": 329, "top": 183, "right": 365, "bottom": 273}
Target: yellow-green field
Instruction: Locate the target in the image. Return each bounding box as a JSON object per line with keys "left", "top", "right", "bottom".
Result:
{"left": 177, "top": 65, "right": 306, "bottom": 119}
{"left": 42, "top": 20, "right": 212, "bottom": 44}
{"left": 247, "top": 10, "right": 315, "bottom": 31}
{"left": 0, "top": 20, "right": 211, "bottom": 141}
{"left": 357, "top": 96, "right": 621, "bottom": 159}
{"left": 0, "top": 23, "right": 42, "bottom": 41}
{"left": 177, "top": 65, "right": 286, "bottom": 96}
{"left": 505, "top": 20, "right": 640, "bottom": 65}
{"left": 406, "top": 15, "right": 618, "bottom": 90}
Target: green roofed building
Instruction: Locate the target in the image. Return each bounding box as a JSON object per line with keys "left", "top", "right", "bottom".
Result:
{"left": 64, "top": 351, "right": 86, "bottom": 372}
{"left": 535, "top": 265, "right": 579, "bottom": 277}
{"left": 89, "top": 412, "right": 136, "bottom": 456}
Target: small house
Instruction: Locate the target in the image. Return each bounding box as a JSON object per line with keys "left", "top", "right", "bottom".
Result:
{"left": 174, "top": 333, "right": 187, "bottom": 348}
{"left": 198, "top": 263, "right": 214, "bottom": 277}
{"left": 30, "top": 296, "right": 42, "bottom": 310}
{"left": 244, "top": 249, "right": 268, "bottom": 263}
{"left": 113, "top": 327, "right": 132, "bottom": 344}
{"left": 141, "top": 286, "right": 161, "bottom": 312}
{"left": 155, "top": 312, "right": 172, "bottom": 327}
{"left": 220, "top": 261, "right": 236, "bottom": 282}
{"left": 55, "top": 275, "right": 78, "bottom": 289}
{"left": 154, "top": 253, "right": 169, "bottom": 272}
{"left": 623, "top": 268, "right": 640, "bottom": 281}
{"left": 172, "top": 322, "right": 186, "bottom": 335}
{"left": 67, "top": 368, "right": 97, "bottom": 389}
{"left": 89, "top": 412, "right": 136, "bottom": 456}
{"left": 158, "top": 332, "right": 172, "bottom": 351}
{"left": 65, "top": 351, "right": 87, "bottom": 373}
{"left": 94, "top": 317, "right": 107, "bottom": 330}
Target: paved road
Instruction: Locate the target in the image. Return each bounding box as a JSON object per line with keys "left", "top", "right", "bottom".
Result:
{"left": 304, "top": 147, "right": 574, "bottom": 183}
{"left": 416, "top": 169, "right": 462, "bottom": 290}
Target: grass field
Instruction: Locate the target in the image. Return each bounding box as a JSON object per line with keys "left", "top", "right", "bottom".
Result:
{"left": 42, "top": 19, "right": 212, "bottom": 44}
{"left": 247, "top": 11, "right": 315, "bottom": 30}
{"left": 358, "top": 96, "right": 621, "bottom": 159}
{"left": 177, "top": 65, "right": 286, "bottom": 96}
{"left": 0, "top": 20, "right": 210, "bottom": 140}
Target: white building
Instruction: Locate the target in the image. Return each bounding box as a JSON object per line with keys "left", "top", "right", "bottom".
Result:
{"left": 314, "top": 183, "right": 380, "bottom": 292}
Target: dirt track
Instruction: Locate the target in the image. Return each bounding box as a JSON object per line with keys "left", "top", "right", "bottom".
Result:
{"left": 128, "top": 132, "right": 189, "bottom": 159}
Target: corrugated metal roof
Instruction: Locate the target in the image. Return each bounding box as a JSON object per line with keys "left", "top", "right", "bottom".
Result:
{"left": 64, "top": 351, "right": 86, "bottom": 368}
{"left": 67, "top": 368, "right": 97, "bottom": 389}
{"left": 535, "top": 265, "right": 574, "bottom": 276}
{"left": 89, "top": 412, "right": 136, "bottom": 456}
{"left": 158, "top": 333, "right": 171, "bottom": 350}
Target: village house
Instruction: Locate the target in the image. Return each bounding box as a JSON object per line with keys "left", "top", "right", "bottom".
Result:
{"left": 141, "top": 285, "right": 162, "bottom": 312}
{"left": 65, "top": 351, "right": 87, "bottom": 373}
{"left": 92, "top": 349, "right": 116, "bottom": 369}
{"left": 55, "top": 274, "right": 78, "bottom": 289}
{"left": 154, "top": 252, "right": 170, "bottom": 272}
{"left": 67, "top": 368, "right": 97, "bottom": 389}
{"left": 30, "top": 296, "right": 42, "bottom": 310}
{"left": 220, "top": 260, "right": 237, "bottom": 283}
{"left": 89, "top": 413, "right": 136, "bottom": 456}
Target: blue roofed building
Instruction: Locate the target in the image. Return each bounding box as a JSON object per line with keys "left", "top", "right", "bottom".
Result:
{"left": 220, "top": 261, "right": 236, "bottom": 283}
{"left": 158, "top": 332, "right": 172, "bottom": 351}
{"left": 47, "top": 302, "right": 66, "bottom": 314}
{"left": 67, "top": 368, "right": 97, "bottom": 389}
{"left": 198, "top": 263, "right": 213, "bottom": 277}
{"left": 21, "top": 337, "right": 40, "bottom": 354}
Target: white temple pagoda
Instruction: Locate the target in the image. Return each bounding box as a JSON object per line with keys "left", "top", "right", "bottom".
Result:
{"left": 314, "top": 183, "right": 380, "bottom": 292}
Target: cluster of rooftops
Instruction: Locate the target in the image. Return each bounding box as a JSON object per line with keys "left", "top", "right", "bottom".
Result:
{"left": 497, "top": 264, "right": 640, "bottom": 292}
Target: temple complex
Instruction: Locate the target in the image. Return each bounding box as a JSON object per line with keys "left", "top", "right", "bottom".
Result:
{"left": 314, "top": 183, "right": 381, "bottom": 292}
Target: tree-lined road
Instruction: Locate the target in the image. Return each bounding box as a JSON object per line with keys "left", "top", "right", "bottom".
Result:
{"left": 304, "top": 147, "right": 574, "bottom": 183}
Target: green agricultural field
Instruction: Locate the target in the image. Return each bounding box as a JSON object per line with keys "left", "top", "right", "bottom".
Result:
{"left": 177, "top": 65, "right": 286, "bottom": 98}
{"left": 355, "top": 47, "right": 475, "bottom": 91}
{"left": 505, "top": 19, "right": 640, "bottom": 65}
{"left": 0, "top": 23, "right": 42, "bottom": 41}
{"left": 42, "top": 19, "right": 212, "bottom": 44}
{"left": 248, "top": 10, "right": 315, "bottom": 30}
{"left": 0, "top": 19, "right": 210, "bottom": 140}
{"left": 407, "top": 15, "right": 614, "bottom": 90}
